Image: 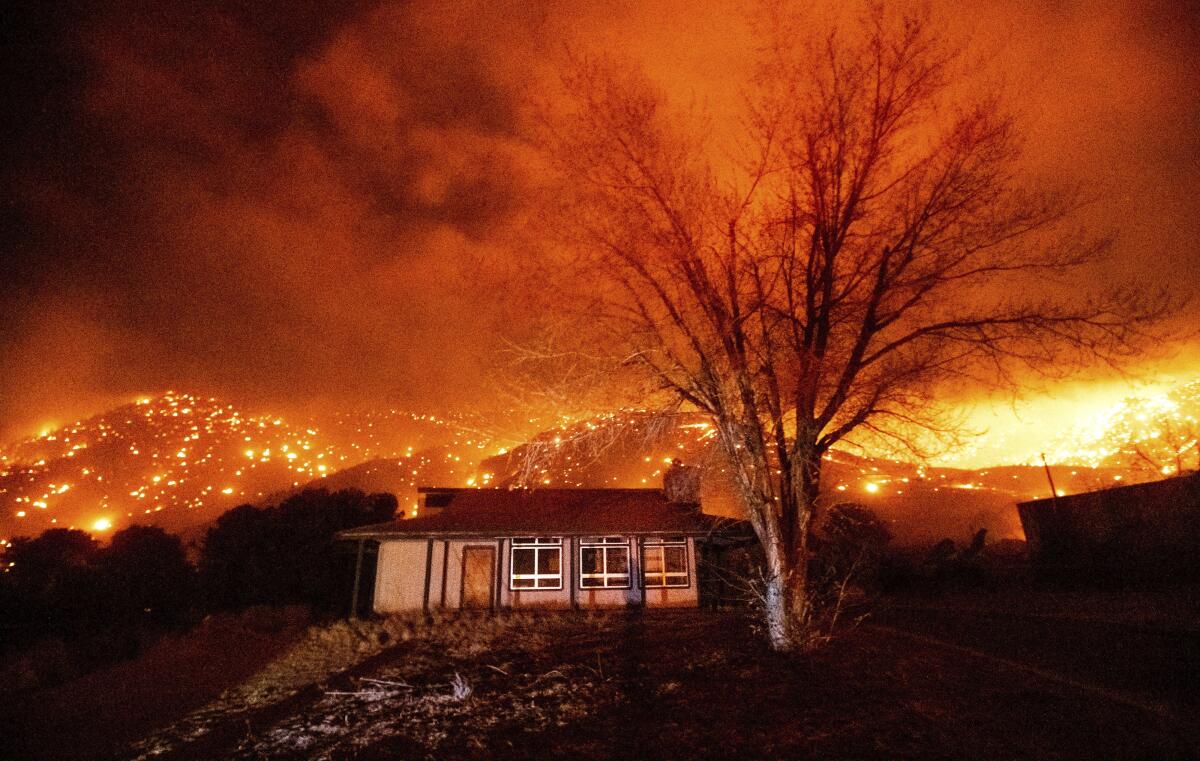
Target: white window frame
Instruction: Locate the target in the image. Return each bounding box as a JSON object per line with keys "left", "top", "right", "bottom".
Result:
{"left": 509, "top": 537, "right": 563, "bottom": 590}
{"left": 578, "top": 537, "right": 632, "bottom": 589}
{"left": 642, "top": 537, "right": 690, "bottom": 588}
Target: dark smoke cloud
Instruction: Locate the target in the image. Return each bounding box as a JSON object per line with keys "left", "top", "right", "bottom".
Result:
{"left": 1, "top": 0, "right": 1198, "bottom": 442}
{"left": 0, "top": 0, "right": 540, "bottom": 438}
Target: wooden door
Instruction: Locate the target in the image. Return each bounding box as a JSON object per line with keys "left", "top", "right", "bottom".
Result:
{"left": 460, "top": 546, "right": 495, "bottom": 609}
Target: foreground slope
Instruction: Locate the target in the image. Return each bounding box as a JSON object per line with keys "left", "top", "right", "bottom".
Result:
{"left": 7, "top": 603, "right": 1194, "bottom": 761}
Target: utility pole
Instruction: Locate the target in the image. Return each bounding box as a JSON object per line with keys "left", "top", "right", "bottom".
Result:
{"left": 1040, "top": 453, "right": 1060, "bottom": 502}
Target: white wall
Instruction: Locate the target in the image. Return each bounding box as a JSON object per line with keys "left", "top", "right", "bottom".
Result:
{"left": 373, "top": 540, "right": 430, "bottom": 614}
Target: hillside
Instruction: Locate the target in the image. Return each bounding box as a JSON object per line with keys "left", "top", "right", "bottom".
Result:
{"left": 264, "top": 447, "right": 473, "bottom": 518}
{"left": 475, "top": 412, "right": 1128, "bottom": 543}
{"left": 0, "top": 393, "right": 485, "bottom": 540}
{"left": 6, "top": 381, "right": 1193, "bottom": 545}
{"left": 8, "top": 606, "right": 1194, "bottom": 760}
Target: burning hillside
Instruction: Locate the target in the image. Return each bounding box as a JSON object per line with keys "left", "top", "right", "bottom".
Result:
{"left": 0, "top": 392, "right": 487, "bottom": 541}
{"left": 1043, "top": 379, "right": 1200, "bottom": 474}
{"left": 475, "top": 411, "right": 1132, "bottom": 543}
{"left": 3, "top": 380, "right": 1197, "bottom": 545}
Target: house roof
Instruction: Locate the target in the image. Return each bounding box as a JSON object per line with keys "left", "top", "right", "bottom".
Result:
{"left": 337, "top": 487, "right": 746, "bottom": 540}
{"left": 1017, "top": 471, "right": 1200, "bottom": 510}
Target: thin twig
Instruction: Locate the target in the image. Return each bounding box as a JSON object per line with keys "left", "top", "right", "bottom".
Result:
{"left": 359, "top": 678, "right": 414, "bottom": 689}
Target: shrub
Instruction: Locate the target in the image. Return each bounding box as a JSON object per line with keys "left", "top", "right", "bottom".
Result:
{"left": 812, "top": 503, "right": 894, "bottom": 597}
{"left": 199, "top": 488, "right": 397, "bottom": 613}
{"left": 102, "top": 525, "right": 196, "bottom": 627}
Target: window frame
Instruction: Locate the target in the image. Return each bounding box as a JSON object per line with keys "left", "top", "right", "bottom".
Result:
{"left": 641, "top": 537, "right": 690, "bottom": 588}
{"left": 578, "top": 537, "right": 632, "bottom": 589}
{"left": 508, "top": 537, "right": 563, "bottom": 591}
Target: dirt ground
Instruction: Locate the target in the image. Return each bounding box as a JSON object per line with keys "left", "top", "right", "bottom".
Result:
{"left": 0, "top": 607, "right": 312, "bottom": 761}
{"left": 4, "top": 603, "right": 1198, "bottom": 761}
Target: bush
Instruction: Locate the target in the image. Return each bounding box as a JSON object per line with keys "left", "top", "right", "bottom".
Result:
{"left": 102, "top": 525, "right": 196, "bottom": 627}
{"left": 874, "top": 529, "right": 1005, "bottom": 597}
{"left": 812, "top": 503, "right": 894, "bottom": 598}
{"left": 0, "top": 529, "right": 102, "bottom": 641}
{"left": 199, "top": 488, "right": 397, "bottom": 613}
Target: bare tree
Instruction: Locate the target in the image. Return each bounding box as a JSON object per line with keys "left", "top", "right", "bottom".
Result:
{"left": 1130, "top": 420, "right": 1200, "bottom": 477}
{"left": 1110, "top": 381, "right": 1200, "bottom": 477}
{"left": 531, "top": 6, "right": 1170, "bottom": 650}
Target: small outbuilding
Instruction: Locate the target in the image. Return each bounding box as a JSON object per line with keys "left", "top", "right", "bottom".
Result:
{"left": 338, "top": 465, "right": 749, "bottom": 614}
{"left": 1016, "top": 471, "right": 1200, "bottom": 573}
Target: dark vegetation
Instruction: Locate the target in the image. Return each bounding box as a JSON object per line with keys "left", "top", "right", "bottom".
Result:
{"left": 0, "top": 488, "right": 395, "bottom": 692}
{"left": 198, "top": 490, "right": 394, "bottom": 611}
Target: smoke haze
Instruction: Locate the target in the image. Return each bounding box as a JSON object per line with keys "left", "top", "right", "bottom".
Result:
{"left": 2, "top": 0, "right": 1197, "bottom": 450}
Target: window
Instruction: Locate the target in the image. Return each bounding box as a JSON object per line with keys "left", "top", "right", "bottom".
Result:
{"left": 509, "top": 537, "right": 562, "bottom": 589}
{"left": 642, "top": 537, "right": 689, "bottom": 587}
{"left": 579, "top": 537, "right": 631, "bottom": 588}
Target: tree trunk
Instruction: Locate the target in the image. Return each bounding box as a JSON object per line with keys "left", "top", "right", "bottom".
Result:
{"left": 760, "top": 532, "right": 813, "bottom": 652}
{"left": 763, "top": 573, "right": 790, "bottom": 649}
{"left": 761, "top": 566, "right": 815, "bottom": 651}
{"left": 727, "top": 427, "right": 823, "bottom": 651}
{"left": 762, "top": 543, "right": 791, "bottom": 650}
{"left": 769, "top": 452, "right": 821, "bottom": 651}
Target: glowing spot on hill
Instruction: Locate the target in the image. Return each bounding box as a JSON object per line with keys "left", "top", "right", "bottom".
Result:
{"left": 92, "top": 517, "right": 113, "bottom": 532}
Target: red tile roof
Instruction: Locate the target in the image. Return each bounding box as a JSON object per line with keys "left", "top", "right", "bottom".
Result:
{"left": 338, "top": 487, "right": 740, "bottom": 539}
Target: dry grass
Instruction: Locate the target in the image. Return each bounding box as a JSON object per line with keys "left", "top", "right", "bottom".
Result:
{"left": 62, "top": 605, "right": 1199, "bottom": 760}
{"left": 124, "top": 610, "right": 621, "bottom": 760}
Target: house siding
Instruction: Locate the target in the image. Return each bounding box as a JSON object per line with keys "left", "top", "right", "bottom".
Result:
{"left": 372, "top": 535, "right": 700, "bottom": 613}
{"left": 373, "top": 540, "right": 429, "bottom": 613}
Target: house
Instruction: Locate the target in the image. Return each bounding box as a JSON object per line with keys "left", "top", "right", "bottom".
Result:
{"left": 1016, "top": 471, "right": 1200, "bottom": 572}
{"left": 338, "top": 463, "right": 749, "bottom": 614}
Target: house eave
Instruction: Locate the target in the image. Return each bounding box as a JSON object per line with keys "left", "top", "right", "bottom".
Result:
{"left": 336, "top": 526, "right": 730, "bottom": 541}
